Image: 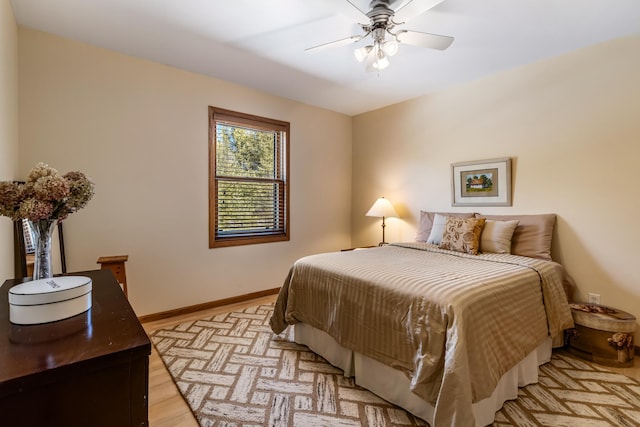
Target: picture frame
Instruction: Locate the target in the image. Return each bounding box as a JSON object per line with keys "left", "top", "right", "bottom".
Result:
{"left": 451, "top": 157, "right": 512, "bottom": 207}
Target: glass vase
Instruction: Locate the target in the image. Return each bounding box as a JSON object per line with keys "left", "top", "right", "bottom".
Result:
{"left": 28, "top": 219, "right": 59, "bottom": 280}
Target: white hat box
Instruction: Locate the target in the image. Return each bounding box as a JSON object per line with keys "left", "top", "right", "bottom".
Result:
{"left": 8, "top": 276, "right": 92, "bottom": 325}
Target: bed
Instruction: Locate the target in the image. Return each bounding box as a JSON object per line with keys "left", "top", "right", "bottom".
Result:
{"left": 270, "top": 213, "right": 575, "bottom": 426}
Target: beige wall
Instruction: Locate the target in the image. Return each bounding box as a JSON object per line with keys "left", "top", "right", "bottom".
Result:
{"left": 0, "top": 1, "right": 19, "bottom": 280}
{"left": 353, "top": 36, "right": 640, "bottom": 331}
{"left": 18, "top": 28, "right": 352, "bottom": 316}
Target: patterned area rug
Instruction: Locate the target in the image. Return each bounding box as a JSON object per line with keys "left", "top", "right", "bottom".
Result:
{"left": 150, "top": 303, "right": 640, "bottom": 426}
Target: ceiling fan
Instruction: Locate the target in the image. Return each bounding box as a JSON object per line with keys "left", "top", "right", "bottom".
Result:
{"left": 306, "top": 0, "right": 454, "bottom": 71}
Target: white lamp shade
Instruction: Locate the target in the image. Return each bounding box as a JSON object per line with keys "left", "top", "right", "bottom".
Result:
{"left": 366, "top": 197, "right": 398, "bottom": 218}
{"left": 372, "top": 53, "right": 390, "bottom": 70}
{"left": 382, "top": 40, "right": 399, "bottom": 56}
{"left": 354, "top": 46, "right": 372, "bottom": 62}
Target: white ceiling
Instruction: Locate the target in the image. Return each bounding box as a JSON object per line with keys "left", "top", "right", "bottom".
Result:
{"left": 10, "top": 0, "right": 640, "bottom": 116}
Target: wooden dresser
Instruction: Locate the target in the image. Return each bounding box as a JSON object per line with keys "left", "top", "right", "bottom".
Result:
{"left": 0, "top": 269, "right": 151, "bottom": 427}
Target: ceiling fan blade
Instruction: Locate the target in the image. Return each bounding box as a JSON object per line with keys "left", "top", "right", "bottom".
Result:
{"left": 393, "top": 0, "right": 445, "bottom": 23}
{"left": 396, "top": 30, "right": 453, "bottom": 50}
{"left": 340, "top": 0, "right": 371, "bottom": 22}
{"left": 321, "top": 0, "right": 369, "bottom": 23}
{"left": 305, "top": 35, "right": 362, "bottom": 53}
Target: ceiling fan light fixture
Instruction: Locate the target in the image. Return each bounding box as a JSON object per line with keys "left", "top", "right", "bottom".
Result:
{"left": 372, "top": 49, "right": 390, "bottom": 70}
{"left": 364, "top": 44, "right": 390, "bottom": 71}
{"left": 374, "top": 58, "right": 389, "bottom": 70}
{"left": 354, "top": 45, "right": 373, "bottom": 63}
{"left": 381, "top": 40, "right": 399, "bottom": 56}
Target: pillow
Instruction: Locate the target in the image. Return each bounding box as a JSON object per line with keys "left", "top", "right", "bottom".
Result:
{"left": 480, "top": 219, "right": 519, "bottom": 254}
{"left": 439, "top": 217, "right": 486, "bottom": 255}
{"left": 475, "top": 214, "right": 556, "bottom": 260}
{"left": 426, "top": 213, "right": 449, "bottom": 244}
{"left": 416, "top": 211, "right": 475, "bottom": 242}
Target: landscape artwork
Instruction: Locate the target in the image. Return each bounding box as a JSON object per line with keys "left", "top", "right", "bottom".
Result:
{"left": 461, "top": 168, "right": 499, "bottom": 198}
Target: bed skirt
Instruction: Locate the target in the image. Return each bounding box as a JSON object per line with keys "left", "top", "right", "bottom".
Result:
{"left": 294, "top": 323, "right": 553, "bottom": 427}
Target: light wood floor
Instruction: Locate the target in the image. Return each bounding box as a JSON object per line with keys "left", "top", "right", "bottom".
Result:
{"left": 143, "top": 295, "right": 639, "bottom": 426}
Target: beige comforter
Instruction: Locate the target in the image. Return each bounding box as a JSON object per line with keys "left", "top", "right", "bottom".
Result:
{"left": 270, "top": 243, "right": 574, "bottom": 427}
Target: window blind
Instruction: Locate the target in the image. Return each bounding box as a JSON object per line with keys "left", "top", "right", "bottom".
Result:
{"left": 209, "top": 107, "right": 289, "bottom": 247}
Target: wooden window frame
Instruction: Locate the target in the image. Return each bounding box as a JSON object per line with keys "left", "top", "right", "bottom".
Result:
{"left": 208, "top": 106, "right": 290, "bottom": 248}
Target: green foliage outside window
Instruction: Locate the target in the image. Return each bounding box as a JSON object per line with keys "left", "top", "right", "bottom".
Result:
{"left": 216, "top": 124, "right": 281, "bottom": 234}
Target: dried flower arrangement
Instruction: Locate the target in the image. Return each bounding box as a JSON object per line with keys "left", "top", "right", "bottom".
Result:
{"left": 0, "top": 163, "right": 95, "bottom": 222}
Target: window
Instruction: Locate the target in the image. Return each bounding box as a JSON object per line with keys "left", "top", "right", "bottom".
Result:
{"left": 209, "top": 107, "right": 290, "bottom": 248}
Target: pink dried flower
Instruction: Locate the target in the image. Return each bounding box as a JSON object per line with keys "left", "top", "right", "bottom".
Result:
{"left": 0, "top": 163, "right": 95, "bottom": 222}
{"left": 27, "top": 162, "right": 59, "bottom": 182}
{"left": 32, "top": 175, "right": 70, "bottom": 202}
{"left": 64, "top": 171, "right": 95, "bottom": 211}
{"left": 0, "top": 181, "right": 22, "bottom": 219}
{"left": 17, "top": 199, "right": 54, "bottom": 222}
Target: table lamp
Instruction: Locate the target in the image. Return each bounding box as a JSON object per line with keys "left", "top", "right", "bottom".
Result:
{"left": 366, "top": 197, "right": 398, "bottom": 246}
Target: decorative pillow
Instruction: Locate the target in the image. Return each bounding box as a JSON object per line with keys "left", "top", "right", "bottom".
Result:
{"left": 439, "top": 217, "right": 486, "bottom": 255}
{"left": 426, "top": 214, "right": 449, "bottom": 244}
{"left": 480, "top": 219, "right": 519, "bottom": 254}
{"left": 475, "top": 214, "right": 556, "bottom": 260}
{"left": 415, "top": 211, "right": 475, "bottom": 242}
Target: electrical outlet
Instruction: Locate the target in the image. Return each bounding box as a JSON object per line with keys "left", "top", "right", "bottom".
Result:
{"left": 588, "top": 293, "right": 600, "bottom": 305}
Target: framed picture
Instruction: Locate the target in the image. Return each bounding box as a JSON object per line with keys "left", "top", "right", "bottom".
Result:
{"left": 451, "top": 157, "right": 512, "bottom": 206}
